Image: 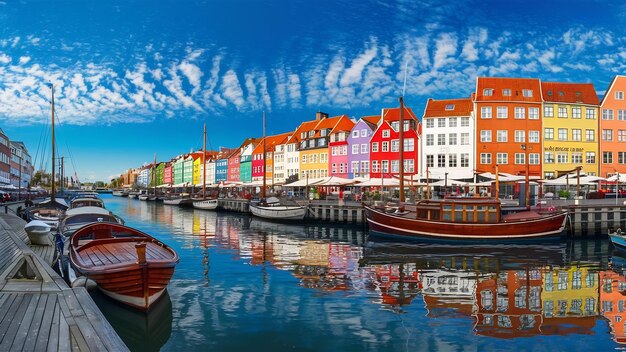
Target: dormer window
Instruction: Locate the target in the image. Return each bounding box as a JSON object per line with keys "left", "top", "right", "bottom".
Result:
{"left": 445, "top": 104, "right": 455, "bottom": 110}
{"left": 483, "top": 88, "right": 494, "bottom": 96}
{"left": 558, "top": 91, "right": 564, "bottom": 97}
{"left": 308, "top": 130, "right": 315, "bottom": 137}
{"left": 616, "top": 91, "right": 624, "bottom": 100}
{"left": 502, "top": 89, "right": 511, "bottom": 97}
{"left": 522, "top": 89, "right": 533, "bottom": 98}
{"left": 547, "top": 90, "right": 553, "bottom": 96}
{"left": 320, "top": 129, "right": 328, "bottom": 137}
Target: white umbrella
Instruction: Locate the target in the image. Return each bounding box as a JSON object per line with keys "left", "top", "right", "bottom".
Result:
{"left": 355, "top": 178, "right": 400, "bottom": 187}
{"left": 607, "top": 173, "right": 626, "bottom": 182}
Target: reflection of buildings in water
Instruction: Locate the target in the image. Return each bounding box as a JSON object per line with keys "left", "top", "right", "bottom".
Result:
{"left": 371, "top": 263, "right": 420, "bottom": 306}
{"left": 214, "top": 216, "right": 242, "bottom": 250}
{"left": 541, "top": 266, "right": 599, "bottom": 336}
{"left": 600, "top": 269, "right": 626, "bottom": 344}
{"left": 474, "top": 269, "right": 543, "bottom": 338}
{"left": 421, "top": 269, "right": 485, "bottom": 318}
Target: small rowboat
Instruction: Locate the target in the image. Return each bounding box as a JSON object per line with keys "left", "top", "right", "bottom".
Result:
{"left": 69, "top": 223, "right": 179, "bottom": 311}
{"left": 609, "top": 228, "right": 626, "bottom": 249}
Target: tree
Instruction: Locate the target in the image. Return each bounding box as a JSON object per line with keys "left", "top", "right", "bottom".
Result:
{"left": 31, "top": 170, "right": 51, "bottom": 187}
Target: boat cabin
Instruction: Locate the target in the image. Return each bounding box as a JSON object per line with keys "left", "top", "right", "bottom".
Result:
{"left": 414, "top": 198, "right": 501, "bottom": 223}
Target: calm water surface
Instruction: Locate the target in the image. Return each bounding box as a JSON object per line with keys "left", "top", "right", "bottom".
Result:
{"left": 98, "top": 194, "right": 625, "bottom": 351}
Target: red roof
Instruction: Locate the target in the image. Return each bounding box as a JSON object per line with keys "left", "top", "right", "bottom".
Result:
{"left": 361, "top": 115, "right": 380, "bottom": 127}
{"left": 287, "top": 120, "right": 319, "bottom": 144}
{"left": 475, "top": 77, "right": 542, "bottom": 103}
{"left": 382, "top": 107, "right": 418, "bottom": 122}
{"left": 541, "top": 82, "right": 599, "bottom": 105}
{"left": 423, "top": 98, "right": 473, "bottom": 118}
{"left": 252, "top": 132, "right": 291, "bottom": 154}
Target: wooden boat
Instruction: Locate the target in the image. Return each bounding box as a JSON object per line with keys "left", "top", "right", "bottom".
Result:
{"left": 138, "top": 194, "right": 156, "bottom": 201}
{"left": 69, "top": 222, "right": 179, "bottom": 311}
{"left": 609, "top": 228, "right": 626, "bottom": 249}
{"left": 162, "top": 195, "right": 193, "bottom": 206}
{"left": 249, "top": 197, "right": 307, "bottom": 221}
{"left": 364, "top": 198, "right": 568, "bottom": 240}
{"left": 69, "top": 197, "right": 105, "bottom": 209}
{"left": 24, "top": 220, "right": 54, "bottom": 246}
{"left": 193, "top": 198, "right": 218, "bottom": 210}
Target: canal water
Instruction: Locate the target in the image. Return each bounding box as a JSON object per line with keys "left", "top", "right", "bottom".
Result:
{"left": 98, "top": 194, "right": 623, "bottom": 351}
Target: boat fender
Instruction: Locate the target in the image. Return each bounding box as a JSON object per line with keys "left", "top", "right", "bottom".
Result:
{"left": 548, "top": 206, "right": 556, "bottom": 212}
{"left": 72, "top": 276, "right": 98, "bottom": 291}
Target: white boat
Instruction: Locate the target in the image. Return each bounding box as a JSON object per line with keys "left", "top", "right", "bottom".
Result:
{"left": 59, "top": 206, "right": 124, "bottom": 238}
{"left": 249, "top": 197, "right": 307, "bottom": 221}
{"left": 112, "top": 190, "right": 125, "bottom": 197}
{"left": 24, "top": 220, "right": 54, "bottom": 246}
{"left": 193, "top": 198, "right": 218, "bottom": 210}
{"left": 139, "top": 195, "right": 156, "bottom": 201}
{"left": 610, "top": 228, "right": 626, "bottom": 249}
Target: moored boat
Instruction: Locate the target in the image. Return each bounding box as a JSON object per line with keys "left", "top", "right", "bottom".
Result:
{"left": 24, "top": 220, "right": 54, "bottom": 246}
{"left": 193, "top": 198, "right": 218, "bottom": 210}
{"left": 59, "top": 206, "right": 123, "bottom": 238}
{"left": 609, "top": 228, "right": 626, "bottom": 249}
{"left": 364, "top": 198, "right": 568, "bottom": 241}
{"left": 69, "top": 222, "right": 179, "bottom": 311}
{"left": 249, "top": 197, "right": 307, "bottom": 221}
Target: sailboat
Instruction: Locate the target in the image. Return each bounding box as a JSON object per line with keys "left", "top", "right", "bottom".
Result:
{"left": 25, "top": 83, "right": 68, "bottom": 234}
{"left": 194, "top": 123, "right": 219, "bottom": 210}
{"left": 249, "top": 112, "right": 307, "bottom": 221}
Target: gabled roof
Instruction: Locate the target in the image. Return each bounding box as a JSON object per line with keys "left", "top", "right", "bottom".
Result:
{"left": 361, "top": 115, "right": 381, "bottom": 128}
{"left": 541, "top": 82, "right": 599, "bottom": 105}
{"left": 423, "top": 98, "right": 473, "bottom": 118}
{"left": 475, "top": 77, "right": 542, "bottom": 103}
{"left": 252, "top": 132, "right": 291, "bottom": 155}
{"left": 328, "top": 115, "right": 355, "bottom": 135}
{"left": 311, "top": 115, "right": 343, "bottom": 138}
{"left": 286, "top": 119, "right": 320, "bottom": 144}
{"left": 381, "top": 107, "right": 419, "bottom": 122}
{"left": 600, "top": 75, "right": 626, "bottom": 106}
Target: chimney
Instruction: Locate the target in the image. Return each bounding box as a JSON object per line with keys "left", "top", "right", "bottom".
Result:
{"left": 316, "top": 111, "right": 328, "bottom": 121}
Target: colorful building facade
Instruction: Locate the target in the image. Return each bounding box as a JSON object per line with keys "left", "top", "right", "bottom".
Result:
{"left": 599, "top": 75, "right": 626, "bottom": 177}
{"left": 328, "top": 116, "right": 356, "bottom": 179}
{"left": 346, "top": 116, "right": 378, "bottom": 179}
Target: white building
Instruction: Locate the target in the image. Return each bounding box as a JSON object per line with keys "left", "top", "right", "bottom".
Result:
{"left": 421, "top": 97, "right": 475, "bottom": 181}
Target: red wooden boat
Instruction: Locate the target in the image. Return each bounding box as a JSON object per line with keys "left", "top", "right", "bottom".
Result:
{"left": 364, "top": 198, "right": 568, "bottom": 240}
{"left": 69, "top": 222, "right": 179, "bottom": 311}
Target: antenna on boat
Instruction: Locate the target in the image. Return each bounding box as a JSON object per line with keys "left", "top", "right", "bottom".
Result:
{"left": 261, "top": 111, "right": 267, "bottom": 200}
{"left": 398, "top": 61, "right": 408, "bottom": 204}
{"left": 48, "top": 83, "right": 56, "bottom": 202}
{"left": 202, "top": 123, "right": 207, "bottom": 199}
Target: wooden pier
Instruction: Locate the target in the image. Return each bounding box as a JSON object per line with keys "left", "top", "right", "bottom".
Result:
{"left": 0, "top": 212, "right": 128, "bottom": 351}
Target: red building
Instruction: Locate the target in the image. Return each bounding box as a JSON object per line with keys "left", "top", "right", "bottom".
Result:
{"left": 227, "top": 148, "right": 241, "bottom": 183}
{"left": 328, "top": 116, "right": 356, "bottom": 178}
{"left": 164, "top": 162, "right": 173, "bottom": 185}
{"left": 369, "top": 107, "right": 420, "bottom": 178}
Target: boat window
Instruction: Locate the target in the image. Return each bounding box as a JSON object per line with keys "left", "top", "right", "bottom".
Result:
{"left": 466, "top": 205, "right": 476, "bottom": 222}
{"left": 454, "top": 205, "right": 463, "bottom": 222}
{"left": 488, "top": 206, "right": 498, "bottom": 223}
{"left": 442, "top": 204, "right": 453, "bottom": 221}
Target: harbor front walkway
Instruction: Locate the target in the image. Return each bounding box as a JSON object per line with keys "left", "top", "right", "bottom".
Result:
{"left": 0, "top": 212, "right": 128, "bottom": 351}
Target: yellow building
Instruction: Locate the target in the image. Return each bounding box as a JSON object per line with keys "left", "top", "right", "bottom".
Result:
{"left": 541, "top": 266, "right": 598, "bottom": 318}
{"left": 193, "top": 157, "right": 202, "bottom": 186}
{"left": 541, "top": 82, "right": 600, "bottom": 179}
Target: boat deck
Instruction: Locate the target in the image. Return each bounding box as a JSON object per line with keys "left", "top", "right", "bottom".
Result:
{"left": 76, "top": 241, "right": 173, "bottom": 267}
{"left": 0, "top": 212, "right": 128, "bottom": 351}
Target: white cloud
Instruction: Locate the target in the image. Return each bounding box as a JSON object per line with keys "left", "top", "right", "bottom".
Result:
{"left": 220, "top": 70, "right": 245, "bottom": 108}
{"left": 433, "top": 33, "right": 457, "bottom": 69}
{"left": 0, "top": 53, "right": 10, "bottom": 64}
{"left": 18, "top": 56, "right": 30, "bottom": 65}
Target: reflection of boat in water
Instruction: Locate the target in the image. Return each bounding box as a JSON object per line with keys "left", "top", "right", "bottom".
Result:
{"left": 91, "top": 289, "right": 173, "bottom": 351}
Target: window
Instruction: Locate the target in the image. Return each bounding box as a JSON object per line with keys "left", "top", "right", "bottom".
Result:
{"left": 586, "top": 152, "right": 596, "bottom": 164}
{"left": 497, "top": 153, "right": 508, "bottom": 164}
{"left": 616, "top": 91, "right": 624, "bottom": 100}
{"left": 480, "top": 153, "right": 492, "bottom": 164}
{"left": 558, "top": 106, "right": 568, "bottom": 118}
{"left": 481, "top": 106, "right": 492, "bottom": 119}
{"left": 529, "top": 107, "right": 539, "bottom": 119}
{"left": 515, "top": 153, "right": 525, "bottom": 165}
{"left": 445, "top": 104, "right": 455, "bottom": 110}
{"left": 572, "top": 152, "right": 582, "bottom": 164}
{"left": 382, "top": 141, "right": 389, "bottom": 152}
{"left": 449, "top": 133, "right": 457, "bottom": 145}
{"left": 515, "top": 130, "right": 525, "bottom": 143}
{"left": 497, "top": 130, "right": 508, "bottom": 142}
{"left": 352, "top": 144, "right": 359, "bottom": 155}
{"left": 572, "top": 129, "right": 582, "bottom": 141}
{"left": 620, "top": 110, "right": 626, "bottom": 121}
{"left": 545, "top": 128, "right": 554, "bottom": 140}
{"left": 497, "top": 106, "right": 508, "bottom": 118}
{"left": 604, "top": 151, "right": 613, "bottom": 164}
{"left": 619, "top": 152, "right": 626, "bottom": 164}
{"left": 502, "top": 89, "right": 511, "bottom": 96}
{"left": 437, "top": 134, "right": 446, "bottom": 145}
{"left": 527, "top": 131, "right": 539, "bottom": 143}
{"left": 391, "top": 139, "right": 399, "bottom": 152}
{"left": 438, "top": 118, "right": 446, "bottom": 128}
{"left": 461, "top": 153, "right": 469, "bottom": 167}
{"left": 619, "top": 130, "right": 626, "bottom": 142}
{"left": 404, "top": 159, "right": 414, "bottom": 172}
{"left": 544, "top": 152, "right": 554, "bottom": 163}
{"left": 602, "top": 129, "right": 613, "bottom": 142}
{"left": 437, "top": 154, "right": 446, "bottom": 167}
{"left": 461, "top": 117, "right": 470, "bottom": 127}
{"left": 558, "top": 128, "right": 568, "bottom": 141}
{"left": 361, "top": 161, "right": 369, "bottom": 173}
{"left": 382, "top": 129, "right": 390, "bottom": 138}
{"left": 404, "top": 138, "right": 415, "bottom": 152}
{"left": 426, "top": 155, "right": 434, "bottom": 168}
{"left": 461, "top": 133, "right": 470, "bottom": 145}
{"left": 586, "top": 109, "right": 596, "bottom": 119}
{"left": 371, "top": 142, "right": 379, "bottom": 152}
{"left": 481, "top": 130, "right": 492, "bottom": 142}
{"left": 603, "top": 109, "right": 614, "bottom": 120}
{"left": 586, "top": 129, "right": 595, "bottom": 142}
{"left": 483, "top": 88, "right": 494, "bottom": 96}
{"left": 352, "top": 130, "right": 359, "bottom": 138}
{"left": 544, "top": 106, "right": 554, "bottom": 117}
{"left": 360, "top": 129, "right": 367, "bottom": 137}
{"left": 426, "top": 135, "right": 434, "bottom": 146}
{"left": 426, "top": 119, "right": 434, "bottom": 128}
{"left": 382, "top": 160, "right": 389, "bottom": 173}
{"left": 544, "top": 171, "right": 555, "bottom": 179}
{"left": 557, "top": 153, "right": 568, "bottom": 163}
{"left": 529, "top": 153, "right": 540, "bottom": 165}
{"left": 351, "top": 161, "right": 359, "bottom": 173}
{"left": 449, "top": 117, "right": 457, "bottom": 127}
{"left": 361, "top": 144, "right": 368, "bottom": 154}
{"left": 391, "top": 160, "right": 399, "bottom": 173}
{"left": 448, "top": 154, "right": 457, "bottom": 167}
{"left": 572, "top": 107, "right": 581, "bottom": 119}
{"left": 514, "top": 107, "right": 525, "bottom": 119}
{"left": 522, "top": 89, "right": 533, "bottom": 97}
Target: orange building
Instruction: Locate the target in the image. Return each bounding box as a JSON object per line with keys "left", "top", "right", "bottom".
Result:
{"left": 599, "top": 75, "right": 626, "bottom": 177}
{"left": 474, "top": 78, "right": 542, "bottom": 178}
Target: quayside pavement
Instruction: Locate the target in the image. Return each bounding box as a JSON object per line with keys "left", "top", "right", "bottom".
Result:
{"left": 0, "top": 211, "right": 128, "bottom": 351}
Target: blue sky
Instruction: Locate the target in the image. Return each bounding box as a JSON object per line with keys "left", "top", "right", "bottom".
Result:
{"left": 1, "top": 0, "right": 625, "bottom": 182}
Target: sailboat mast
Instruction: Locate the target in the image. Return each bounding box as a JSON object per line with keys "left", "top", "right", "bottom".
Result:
{"left": 202, "top": 123, "right": 207, "bottom": 199}
{"left": 50, "top": 84, "right": 56, "bottom": 200}
{"left": 399, "top": 97, "right": 405, "bottom": 203}
{"left": 261, "top": 111, "right": 267, "bottom": 199}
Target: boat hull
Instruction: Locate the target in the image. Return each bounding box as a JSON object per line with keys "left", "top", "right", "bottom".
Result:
{"left": 193, "top": 199, "right": 218, "bottom": 210}
{"left": 249, "top": 204, "right": 307, "bottom": 221}
{"left": 24, "top": 222, "right": 54, "bottom": 246}
{"left": 610, "top": 232, "right": 626, "bottom": 248}
{"left": 364, "top": 205, "right": 567, "bottom": 240}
